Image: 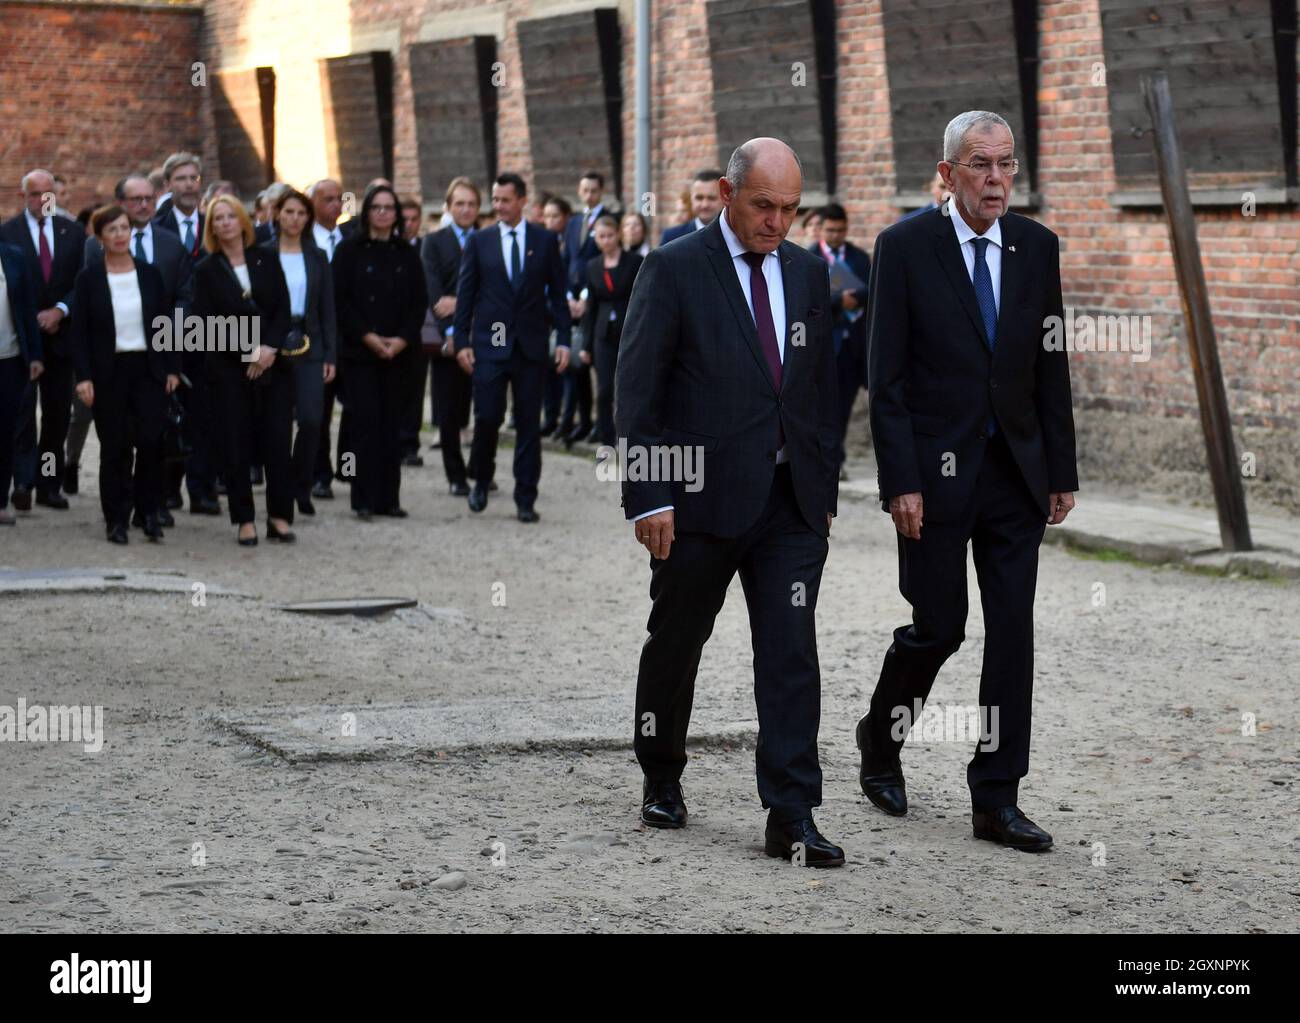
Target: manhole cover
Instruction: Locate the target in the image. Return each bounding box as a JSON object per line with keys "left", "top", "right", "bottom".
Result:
{"left": 277, "top": 597, "right": 418, "bottom": 617}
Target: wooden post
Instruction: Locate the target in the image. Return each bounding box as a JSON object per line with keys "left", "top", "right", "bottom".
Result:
{"left": 1141, "top": 71, "right": 1252, "bottom": 552}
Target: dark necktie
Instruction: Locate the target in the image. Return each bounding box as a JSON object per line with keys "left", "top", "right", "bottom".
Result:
{"left": 134, "top": 230, "right": 146, "bottom": 262}
{"left": 37, "top": 220, "right": 52, "bottom": 283}
{"left": 741, "top": 251, "right": 784, "bottom": 449}
{"left": 182, "top": 217, "right": 196, "bottom": 255}
{"left": 509, "top": 228, "right": 521, "bottom": 290}
{"left": 972, "top": 237, "right": 999, "bottom": 436}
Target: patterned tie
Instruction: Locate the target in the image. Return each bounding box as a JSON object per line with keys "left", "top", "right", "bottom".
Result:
{"left": 509, "top": 228, "right": 521, "bottom": 290}
{"left": 182, "top": 217, "right": 195, "bottom": 255}
{"left": 37, "top": 220, "right": 52, "bottom": 283}
{"left": 972, "top": 237, "right": 999, "bottom": 436}
{"left": 741, "top": 251, "right": 784, "bottom": 449}
{"left": 134, "top": 230, "right": 146, "bottom": 262}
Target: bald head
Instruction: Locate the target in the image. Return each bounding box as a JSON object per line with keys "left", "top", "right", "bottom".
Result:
{"left": 719, "top": 138, "right": 803, "bottom": 254}
{"left": 20, "top": 169, "right": 55, "bottom": 219}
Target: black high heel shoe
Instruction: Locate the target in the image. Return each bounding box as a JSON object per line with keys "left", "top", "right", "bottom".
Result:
{"left": 266, "top": 520, "right": 296, "bottom": 543}
{"left": 237, "top": 523, "right": 258, "bottom": 547}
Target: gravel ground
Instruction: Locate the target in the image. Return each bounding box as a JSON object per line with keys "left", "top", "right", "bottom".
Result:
{"left": 1, "top": 419, "right": 1297, "bottom": 933}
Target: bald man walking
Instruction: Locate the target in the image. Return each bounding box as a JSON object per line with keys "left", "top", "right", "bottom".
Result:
{"left": 616, "top": 139, "right": 844, "bottom": 866}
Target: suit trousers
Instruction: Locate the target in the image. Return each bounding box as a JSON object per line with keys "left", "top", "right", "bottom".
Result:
{"left": 833, "top": 339, "right": 865, "bottom": 468}
{"left": 399, "top": 347, "right": 429, "bottom": 457}
{"left": 0, "top": 355, "right": 27, "bottom": 507}
{"left": 178, "top": 351, "right": 217, "bottom": 500}
{"left": 209, "top": 356, "right": 294, "bottom": 525}
{"left": 469, "top": 348, "right": 545, "bottom": 508}
{"left": 863, "top": 430, "right": 1047, "bottom": 811}
{"left": 593, "top": 328, "right": 621, "bottom": 448}
{"left": 14, "top": 346, "right": 73, "bottom": 495}
{"left": 430, "top": 355, "right": 471, "bottom": 485}
{"left": 345, "top": 357, "right": 405, "bottom": 513}
{"left": 90, "top": 353, "right": 165, "bottom": 527}
{"left": 289, "top": 358, "right": 325, "bottom": 502}
{"left": 633, "top": 464, "right": 829, "bottom": 822}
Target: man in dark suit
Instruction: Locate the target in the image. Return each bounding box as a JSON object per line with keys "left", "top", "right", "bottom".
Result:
{"left": 76, "top": 173, "right": 197, "bottom": 519}
{"left": 808, "top": 202, "right": 871, "bottom": 476}
{"left": 617, "top": 138, "right": 844, "bottom": 867}
{"left": 659, "top": 168, "right": 722, "bottom": 245}
{"left": 0, "top": 239, "right": 44, "bottom": 525}
{"left": 152, "top": 152, "right": 205, "bottom": 260}
{"left": 560, "top": 172, "right": 611, "bottom": 444}
{"left": 1, "top": 168, "right": 86, "bottom": 510}
{"left": 453, "top": 172, "right": 572, "bottom": 522}
{"left": 420, "top": 176, "right": 478, "bottom": 494}
{"left": 563, "top": 171, "right": 609, "bottom": 292}
{"left": 859, "top": 110, "right": 1078, "bottom": 852}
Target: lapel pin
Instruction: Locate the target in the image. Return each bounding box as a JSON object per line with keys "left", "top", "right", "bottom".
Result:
{"left": 1008, "top": 245, "right": 1016, "bottom": 253}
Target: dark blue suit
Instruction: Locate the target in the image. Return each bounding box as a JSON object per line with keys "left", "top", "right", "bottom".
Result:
{"left": 453, "top": 220, "right": 572, "bottom": 507}
{"left": 809, "top": 239, "right": 871, "bottom": 468}
{"left": 659, "top": 218, "right": 702, "bottom": 246}
{"left": 0, "top": 241, "right": 42, "bottom": 509}
{"left": 563, "top": 205, "right": 604, "bottom": 293}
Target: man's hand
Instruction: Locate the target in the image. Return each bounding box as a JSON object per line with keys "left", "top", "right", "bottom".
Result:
{"left": 456, "top": 346, "right": 475, "bottom": 375}
{"left": 29, "top": 360, "right": 43, "bottom": 381}
{"left": 889, "top": 492, "right": 923, "bottom": 540}
{"left": 555, "top": 346, "right": 570, "bottom": 374}
{"left": 75, "top": 380, "right": 93, "bottom": 407}
{"left": 165, "top": 374, "right": 180, "bottom": 395}
{"left": 634, "top": 509, "right": 675, "bottom": 561}
{"left": 433, "top": 296, "right": 456, "bottom": 319}
{"left": 1047, "top": 491, "right": 1075, "bottom": 526}
{"left": 842, "top": 291, "right": 859, "bottom": 312}
{"left": 37, "top": 308, "right": 64, "bottom": 334}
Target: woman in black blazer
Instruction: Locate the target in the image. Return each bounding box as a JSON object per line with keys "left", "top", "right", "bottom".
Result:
{"left": 579, "top": 215, "right": 642, "bottom": 448}
{"left": 332, "top": 185, "right": 427, "bottom": 519}
{"left": 69, "top": 205, "right": 180, "bottom": 543}
{"left": 192, "top": 194, "right": 292, "bottom": 546}
{"left": 261, "top": 188, "right": 337, "bottom": 517}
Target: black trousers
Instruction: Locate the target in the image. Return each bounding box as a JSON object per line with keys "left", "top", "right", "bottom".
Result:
{"left": 209, "top": 356, "right": 294, "bottom": 525}
{"left": 345, "top": 357, "right": 405, "bottom": 513}
{"left": 289, "top": 358, "right": 325, "bottom": 502}
{"left": 316, "top": 371, "right": 354, "bottom": 486}
{"left": 430, "top": 354, "right": 471, "bottom": 485}
{"left": 469, "top": 348, "right": 546, "bottom": 508}
{"left": 0, "top": 355, "right": 27, "bottom": 508}
{"left": 862, "top": 430, "right": 1047, "bottom": 812}
{"left": 14, "top": 346, "right": 73, "bottom": 495}
{"left": 399, "top": 347, "right": 429, "bottom": 458}
{"left": 559, "top": 358, "right": 592, "bottom": 433}
{"left": 633, "top": 464, "right": 829, "bottom": 822}
{"left": 90, "top": 353, "right": 166, "bottom": 527}
{"left": 593, "top": 328, "right": 621, "bottom": 447}
{"left": 834, "top": 339, "right": 865, "bottom": 468}
{"left": 175, "top": 351, "right": 217, "bottom": 500}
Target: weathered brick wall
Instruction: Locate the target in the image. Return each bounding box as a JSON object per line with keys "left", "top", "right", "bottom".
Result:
{"left": 0, "top": 0, "right": 212, "bottom": 217}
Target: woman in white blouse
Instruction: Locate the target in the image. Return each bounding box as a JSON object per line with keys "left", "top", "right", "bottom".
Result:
{"left": 69, "top": 206, "right": 180, "bottom": 544}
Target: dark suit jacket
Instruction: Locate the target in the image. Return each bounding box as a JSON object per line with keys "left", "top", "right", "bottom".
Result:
{"left": 866, "top": 206, "right": 1078, "bottom": 522}
{"left": 616, "top": 214, "right": 839, "bottom": 538}
{"left": 259, "top": 239, "right": 337, "bottom": 365}
{"left": 0, "top": 240, "right": 42, "bottom": 364}
{"left": 421, "top": 225, "right": 468, "bottom": 344}
{"left": 660, "top": 219, "right": 699, "bottom": 246}
{"left": 152, "top": 205, "right": 205, "bottom": 260}
{"left": 453, "top": 221, "right": 572, "bottom": 363}
{"left": 68, "top": 259, "right": 180, "bottom": 385}
{"left": 564, "top": 204, "right": 606, "bottom": 292}
{"left": 191, "top": 247, "right": 291, "bottom": 359}
{"left": 578, "top": 249, "right": 642, "bottom": 351}
{"left": 808, "top": 239, "right": 870, "bottom": 360}
{"left": 0, "top": 212, "right": 85, "bottom": 357}
{"left": 84, "top": 227, "right": 193, "bottom": 315}
{"left": 332, "top": 235, "right": 427, "bottom": 363}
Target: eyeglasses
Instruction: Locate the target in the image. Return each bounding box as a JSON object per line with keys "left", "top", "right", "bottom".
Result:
{"left": 370, "top": 203, "right": 396, "bottom": 212}
{"left": 948, "top": 157, "right": 1019, "bottom": 177}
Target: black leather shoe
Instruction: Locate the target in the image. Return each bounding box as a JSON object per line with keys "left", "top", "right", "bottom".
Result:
{"left": 379, "top": 507, "right": 408, "bottom": 518}
{"left": 142, "top": 513, "right": 164, "bottom": 542}
{"left": 266, "top": 520, "right": 296, "bottom": 543}
{"left": 856, "top": 714, "right": 908, "bottom": 816}
{"left": 640, "top": 779, "right": 687, "bottom": 829}
{"left": 402, "top": 454, "right": 424, "bottom": 467}
{"left": 107, "top": 523, "right": 129, "bottom": 544}
{"left": 449, "top": 481, "right": 469, "bottom": 497}
{"left": 36, "top": 490, "right": 69, "bottom": 509}
{"left": 190, "top": 496, "right": 221, "bottom": 515}
{"left": 297, "top": 496, "right": 315, "bottom": 516}
{"left": 311, "top": 480, "right": 334, "bottom": 500}
{"left": 63, "top": 463, "right": 78, "bottom": 495}
{"left": 764, "top": 816, "right": 845, "bottom": 867}
{"left": 164, "top": 491, "right": 183, "bottom": 510}
{"left": 539, "top": 421, "right": 557, "bottom": 438}
{"left": 973, "top": 806, "right": 1053, "bottom": 852}
{"left": 12, "top": 486, "right": 31, "bottom": 511}
{"left": 468, "top": 482, "right": 488, "bottom": 513}
{"left": 584, "top": 427, "right": 600, "bottom": 444}
{"left": 516, "top": 506, "right": 539, "bottom": 523}
{"left": 354, "top": 508, "right": 373, "bottom": 521}
{"left": 157, "top": 508, "right": 175, "bottom": 529}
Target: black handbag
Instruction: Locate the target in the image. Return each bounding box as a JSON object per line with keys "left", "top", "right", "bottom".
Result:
{"left": 161, "top": 388, "right": 192, "bottom": 464}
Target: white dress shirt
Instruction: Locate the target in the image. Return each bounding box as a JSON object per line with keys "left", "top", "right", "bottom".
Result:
{"left": 25, "top": 210, "right": 68, "bottom": 315}
{"left": 947, "top": 197, "right": 1002, "bottom": 313}
{"left": 498, "top": 219, "right": 526, "bottom": 280}
{"left": 312, "top": 222, "right": 343, "bottom": 262}
{"left": 107, "top": 269, "right": 147, "bottom": 353}
{"left": 633, "top": 208, "right": 789, "bottom": 522}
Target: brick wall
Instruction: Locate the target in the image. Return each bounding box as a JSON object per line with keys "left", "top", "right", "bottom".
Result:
{"left": 0, "top": 0, "right": 212, "bottom": 217}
